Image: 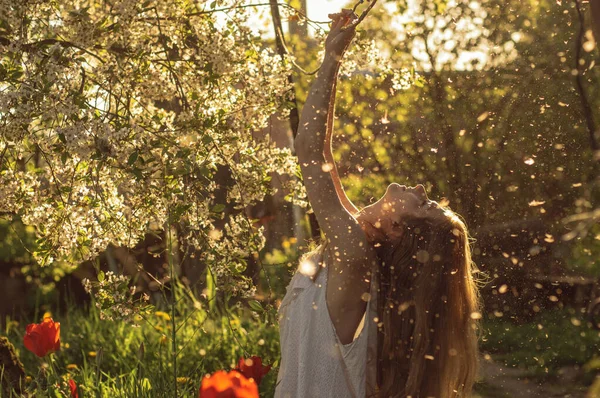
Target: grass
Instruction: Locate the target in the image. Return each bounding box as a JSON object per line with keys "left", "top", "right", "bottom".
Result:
{"left": 472, "top": 381, "right": 511, "bottom": 398}
{"left": 480, "top": 307, "right": 600, "bottom": 380}
{"left": 2, "top": 267, "right": 600, "bottom": 397}
{"left": 1, "top": 284, "right": 281, "bottom": 397}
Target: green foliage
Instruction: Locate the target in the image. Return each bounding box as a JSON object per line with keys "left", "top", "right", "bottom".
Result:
{"left": 481, "top": 308, "right": 600, "bottom": 377}
{"left": 0, "top": 219, "right": 35, "bottom": 265}
{"left": 0, "top": 218, "right": 73, "bottom": 294}
{"left": 260, "top": 236, "right": 302, "bottom": 298}
{"left": 3, "top": 289, "right": 280, "bottom": 397}
{"left": 569, "top": 224, "right": 600, "bottom": 277}
{"left": 316, "top": 0, "right": 598, "bottom": 229}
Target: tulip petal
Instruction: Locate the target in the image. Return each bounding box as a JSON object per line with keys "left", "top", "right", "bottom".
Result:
{"left": 23, "top": 318, "right": 60, "bottom": 357}
{"left": 69, "top": 379, "right": 79, "bottom": 398}
{"left": 199, "top": 370, "right": 258, "bottom": 398}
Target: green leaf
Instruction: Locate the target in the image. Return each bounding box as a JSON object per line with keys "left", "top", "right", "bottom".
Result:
{"left": 132, "top": 168, "right": 143, "bottom": 180}
{"left": 211, "top": 204, "right": 226, "bottom": 213}
{"left": 0, "top": 18, "right": 12, "bottom": 35}
{"left": 248, "top": 300, "right": 264, "bottom": 313}
{"left": 97, "top": 271, "right": 105, "bottom": 282}
{"left": 201, "top": 134, "right": 212, "bottom": 145}
{"left": 10, "top": 69, "right": 23, "bottom": 80}
{"left": 127, "top": 151, "right": 139, "bottom": 165}
{"left": 197, "top": 166, "right": 211, "bottom": 178}
{"left": 171, "top": 203, "right": 192, "bottom": 222}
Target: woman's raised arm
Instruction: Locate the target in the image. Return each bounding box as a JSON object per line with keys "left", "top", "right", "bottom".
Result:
{"left": 323, "top": 65, "right": 360, "bottom": 216}
{"left": 294, "top": 12, "right": 377, "bottom": 344}
{"left": 295, "top": 14, "right": 363, "bottom": 246}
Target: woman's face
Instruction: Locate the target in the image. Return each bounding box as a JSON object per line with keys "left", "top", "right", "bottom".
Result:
{"left": 356, "top": 183, "right": 447, "bottom": 241}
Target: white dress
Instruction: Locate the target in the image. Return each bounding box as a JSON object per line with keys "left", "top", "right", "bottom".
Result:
{"left": 275, "top": 247, "right": 378, "bottom": 398}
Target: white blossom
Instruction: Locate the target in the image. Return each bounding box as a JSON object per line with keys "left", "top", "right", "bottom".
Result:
{"left": 0, "top": 0, "right": 305, "bottom": 296}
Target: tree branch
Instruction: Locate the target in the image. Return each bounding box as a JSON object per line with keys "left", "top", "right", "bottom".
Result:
{"left": 269, "top": 0, "right": 320, "bottom": 239}
{"left": 574, "top": 0, "right": 599, "bottom": 152}
{"left": 269, "top": 0, "right": 299, "bottom": 139}
{"left": 0, "top": 37, "right": 106, "bottom": 63}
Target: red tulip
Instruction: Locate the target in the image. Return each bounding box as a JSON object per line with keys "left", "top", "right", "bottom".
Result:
{"left": 69, "top": 379, "right": 79, "bottom": 398}
{"left": 23, "top": 317, "right": 60, "bottom": 357}
{"left": 237, "top": 356, "right": 271, "bottom": 386}
{"left": 199, "top": 370, "right": 258, "bottom": 398}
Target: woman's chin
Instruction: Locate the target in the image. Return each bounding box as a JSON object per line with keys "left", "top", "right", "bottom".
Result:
{"left": 386, "top": 183, "right": 406, "bottom": 193}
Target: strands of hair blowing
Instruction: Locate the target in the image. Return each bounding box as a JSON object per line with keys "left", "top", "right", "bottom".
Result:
{"left": 375, "top": 212, "right": 480, "bottom": 398}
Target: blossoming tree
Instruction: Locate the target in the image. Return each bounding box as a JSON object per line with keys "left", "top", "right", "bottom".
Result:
{"left": 0, "top": 0, "right": 304, "bottom": 297}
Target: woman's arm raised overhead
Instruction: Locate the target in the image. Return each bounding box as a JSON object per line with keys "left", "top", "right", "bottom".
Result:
{"left": 323, "top": 63, "right": 360, "bottom": 216}
{"left": 295, "top": 11, "right": 377, "bottom": 344}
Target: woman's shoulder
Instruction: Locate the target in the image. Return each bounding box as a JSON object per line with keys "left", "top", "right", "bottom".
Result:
{"left": 296, "top": 241, "right": 330, "bottom": 281}
{"left": 279, "top": 244, "right": 328, "bottom": 312}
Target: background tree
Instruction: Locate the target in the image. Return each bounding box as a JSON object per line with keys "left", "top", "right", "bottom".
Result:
{"left": 309, "top": 0, "right": 600, "bottom": 278}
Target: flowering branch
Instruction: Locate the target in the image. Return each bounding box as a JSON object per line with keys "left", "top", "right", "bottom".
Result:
{"left": 0, "top": 37, "right": 106, "bottom": 63}
{"left": 0, "top": 0, "right": 304, "bottom": 297}
{"left": 349, "top": 0, "right": 380, "bottom": 28}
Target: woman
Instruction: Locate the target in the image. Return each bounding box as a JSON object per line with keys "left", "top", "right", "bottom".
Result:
{"left": 276, "top": 10, "right": 480, "bottom": 398}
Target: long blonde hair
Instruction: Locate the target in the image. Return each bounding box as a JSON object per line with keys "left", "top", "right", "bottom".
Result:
{"left": 375, "top": 210, "right": 480, "bottom": 397}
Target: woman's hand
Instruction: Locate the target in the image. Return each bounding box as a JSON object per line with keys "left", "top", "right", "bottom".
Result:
{"left": 325, "top": 9, "right": 358, "bottom": 62}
